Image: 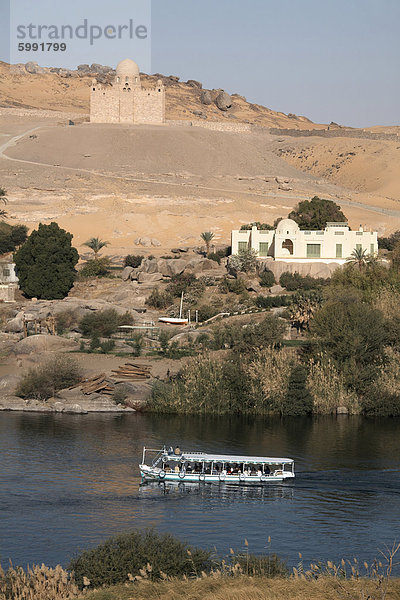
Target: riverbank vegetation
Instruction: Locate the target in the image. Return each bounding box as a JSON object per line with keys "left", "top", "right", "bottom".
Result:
{"left": 1, "top": 530, "right": 399, "bottom": 600}
{"left": 149, "top": 257, "right": 400, "bottom": 417}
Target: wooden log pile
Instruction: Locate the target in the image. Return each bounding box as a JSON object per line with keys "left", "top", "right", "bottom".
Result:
{"left": 69, "top": 373, "right": 115, "bottom": 396}
{"left": 110, "top": 363, "right": 152, "bottom": 381}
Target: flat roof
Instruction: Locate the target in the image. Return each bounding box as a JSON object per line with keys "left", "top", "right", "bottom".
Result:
{"left": 164, "top": 452, "right": 293, "bottom": 464}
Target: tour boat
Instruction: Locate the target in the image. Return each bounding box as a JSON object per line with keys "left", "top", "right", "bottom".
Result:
{"left": 139, "top": 446, "right": 295, "bottom": 485}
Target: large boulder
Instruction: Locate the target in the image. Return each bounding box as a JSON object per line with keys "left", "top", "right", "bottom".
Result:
{"left": 137, "top": 272, "right": 164, "bottom": 284}
{"left": 261, "top": 261, "right": 338, "bottom": 280}
{"left": 25, "top": 61, "right": 46, "bottom": 74}
{"left": 121, "top": 266, "right": 134, "bottom": 281}
{"left": 184, "top": 258, "right": 221, "bottom": 274}
{"left": 13, "top": 335, "right": 78, "bottom": 355}
{"left": 0, "top": 374, "right": 22, "bottom": 396}
{"left": 200, "top": 90, "right": 213, "bottom": 105}
{"left": 187, "top": 79, "right": 202, "bottom": 88}
{"left": 4, "top": 312, "right": 25, "bottom": 333}
{"left": 215, "top": 91, "right": 232, "bottom": 111}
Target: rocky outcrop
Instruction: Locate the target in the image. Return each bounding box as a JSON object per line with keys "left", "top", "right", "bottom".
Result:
{"left": 3, "top": 299, "right": 140, "bottom": 332}
{"left": 187, "top": 79, "right": 202, "bottom": 88}
{"left": 25, "top": 61, "right": 46, "bottom": 74}
{"left": 13, "top": 334, "right": 78, "bottom": 355}
{"left": 215, "top": 91, "right": 232, "bottom": 111}
{"left": 259, "top": 260, "right": 339, "bottom": 280}
{"left": 134, "top": 236, "right": 161, "bottom": 247}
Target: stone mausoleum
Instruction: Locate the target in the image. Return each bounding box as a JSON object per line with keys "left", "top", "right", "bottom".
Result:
{"left": 90, "top": 58, "right": 165, "bottom": 124}
{"left": 231, "top": 219, "right": 378, "bottom": 265}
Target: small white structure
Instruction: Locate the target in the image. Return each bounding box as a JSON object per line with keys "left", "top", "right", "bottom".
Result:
{"left": 231, "top": 219, "right": 378, "bottom": 265}
{"left": 0, "top": 259, "right": 18, "bottom": 302}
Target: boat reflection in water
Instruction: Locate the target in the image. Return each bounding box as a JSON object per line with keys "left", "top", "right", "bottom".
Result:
{"left": 139, "top": 479, "right": 295, "bottom": 502}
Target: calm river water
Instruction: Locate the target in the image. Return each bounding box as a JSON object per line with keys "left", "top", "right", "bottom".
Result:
{"left": 0, "top": 412, "right": 399, "bottom": 570}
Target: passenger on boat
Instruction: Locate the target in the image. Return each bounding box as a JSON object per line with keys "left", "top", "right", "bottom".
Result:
{"left": 174, "top": 465, "right": 180, "bottom": 473}
{"left": 164, "top": 464, "right": 171, "bottom": 473}
{"left": 174, "top": 446, "right": 181, "bottom": 455}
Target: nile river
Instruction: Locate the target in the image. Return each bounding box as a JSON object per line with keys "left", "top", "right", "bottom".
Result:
{"left": 0, "top": 413, "right": 399, "bottom": 569}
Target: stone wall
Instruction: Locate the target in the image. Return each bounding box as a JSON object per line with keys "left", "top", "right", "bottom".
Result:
{"left": 167, "top": 119, "right": 252, "bottom": 133}
{"left": 0, "top": 284, "right": 16, "bottom": 302}
{"left": 134, "top": 87, "right": 165, "bottom": 124}
{"left": 269, "top": 127, "right": 400, "bottom": 142}
{"left": 90, "top": 83, "right": 165, "bottom": 124}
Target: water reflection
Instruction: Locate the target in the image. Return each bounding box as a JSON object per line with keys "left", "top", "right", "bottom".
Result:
{"left": 0, "top": 412, "right": 399, "bottom": 569}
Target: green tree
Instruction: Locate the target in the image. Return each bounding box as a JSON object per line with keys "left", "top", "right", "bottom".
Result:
{"left": 229, "top": 248, "right": 258, "bottom": 273}
{"left": 288, "top": 196, "right": 347, "bottom": 230}
{"left": 14, "top": 222, "right": 79, "bottom": 299}
{"left": 83, "top": 236, "right": 109, "bottom": 258}
{"left": 310, "top": 294, "right": 387, "bottom": 393}
{"left": 346, "top": 247, "right": 370, "bottom": 270}
{"left": 0, "top": 222, "right": 28, "bottom": 254}
{"left": 200, "top": 231, "right": 214, "bottom": 254}
{"left": 280, "top": 364, "right": 313, "bottom": 416}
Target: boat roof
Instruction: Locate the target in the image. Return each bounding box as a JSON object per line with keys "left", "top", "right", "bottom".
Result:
{"left": 163, "top": 451, "right": 293, "bottom": 465}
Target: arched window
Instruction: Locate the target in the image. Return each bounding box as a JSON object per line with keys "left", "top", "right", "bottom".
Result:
{"left": 282, "top": 239, "right": 294, "bottom": 255}
{"left": 92, "top": 87, "right": 96, "bottom": 91}
{"left": 127, "top": 87, "right": 131, "bottom": 92}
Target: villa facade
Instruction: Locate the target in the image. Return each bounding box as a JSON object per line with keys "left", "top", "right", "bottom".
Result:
{"left": 231, "top": 219, "right": 378, "bottom": 265}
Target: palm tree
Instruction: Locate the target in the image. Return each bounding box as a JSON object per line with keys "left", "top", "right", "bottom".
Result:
{"left": 346, "top": 247, "right": 369, "bottom": 271}
{"left": 83, "top": 237, "right": 109, "bottom": 258}
{"left": 0, "top": 187, "right": 8, "bottom": 218}
{"left": 200, "top": 231, "right": 214, "bottom": 255}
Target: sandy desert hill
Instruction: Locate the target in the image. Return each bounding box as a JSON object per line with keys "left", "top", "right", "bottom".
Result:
{"left": 0, "top": 60, "right": 318, "bottom": 129}
{"left": 0, "top": 60, "right": 400, "bottom": 255}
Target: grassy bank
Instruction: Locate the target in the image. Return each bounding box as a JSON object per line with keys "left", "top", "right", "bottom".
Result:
{"left": 81, "top": 576, "right": 400, "bottom": 600}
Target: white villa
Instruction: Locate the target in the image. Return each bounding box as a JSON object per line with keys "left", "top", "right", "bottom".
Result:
{"left": 231, "top": 219, "right": 378, "bottom": 265}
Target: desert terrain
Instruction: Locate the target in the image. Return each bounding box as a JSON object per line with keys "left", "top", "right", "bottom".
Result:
{"left": 0, "top": 60, "right": 399, "bottom": 257}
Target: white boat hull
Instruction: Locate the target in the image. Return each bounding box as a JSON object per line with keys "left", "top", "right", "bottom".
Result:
{"left": 140, "top": 464, "right": 294, "bottom": 485}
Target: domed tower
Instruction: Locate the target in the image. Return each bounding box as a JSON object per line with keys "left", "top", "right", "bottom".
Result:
{"left": 275, "top": 218, "right": 299, "bottom": 256}
{"left": 115, "top": 58, "right": 141, "bottom": 87}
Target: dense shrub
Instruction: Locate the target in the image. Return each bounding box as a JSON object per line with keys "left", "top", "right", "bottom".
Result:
{"left": 99, "top": 339, "right": 115, "bottom": 353}
{"left": 279, "top": 271, "right": 327, "bottom": 291}
{"left": 207, "top": 252, "right": 221, "bottom": 264}
{"left": 78, "top": 257, "right": 111, "bottom": 278}
{"left": 231, "top": 553, "right": 288, "bottom": 577}
{"left": 68, "top": 529, "right": 212, "bottom": 589}
{"left": 16, "top": 355, "right": 82, "bottom": 400}
{"left": 259, "top": 270, "right": 275, "bottom": 287}
{"left": 219, "top": 276, "right": 247, "bottom": 295}
{"left": 311, "top": 294, "right": 387, "bottom": 393}
{"left": 211, "top": 314, "right": 286, "bottom": 353}
{"left": 255, "top": 295, "right": 292, "bottom": 308}
{"left": 240, "top": 222, "right": 274, "bottom": 231}
{"left": 228, "top": 248, "right": 258, "bottom": 273}
{"left": 378, "top": 231, "right": 400, "bottom": 251}
{"left": 196, "top": 303, "right": 222, "bottom": 322}
{"left": 55, "top": 309, "right": 79, "bottom": 334}
{"left": 124, "top": 254, "right": 144, "bottom": 268}
{"left": 80, "top": 309, "right": 133, "bottom": 338}
{"left": 166, "top": 273, "right": 195, "bottom": 297}
{"left": 0, "top": 222, "right": 28, "bottom": 254}
{"left": 14, "top": 222, "right": 79, "bottom": 299}
{"left": 145, "top": 287, "right": 173, "bottom": 309}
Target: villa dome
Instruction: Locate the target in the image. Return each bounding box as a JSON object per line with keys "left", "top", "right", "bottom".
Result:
{"left": 116, "top": 58, "right": 140, "bottom": 77}
{"left": 276, "top": 218, "right": 299, "bottom": 235}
